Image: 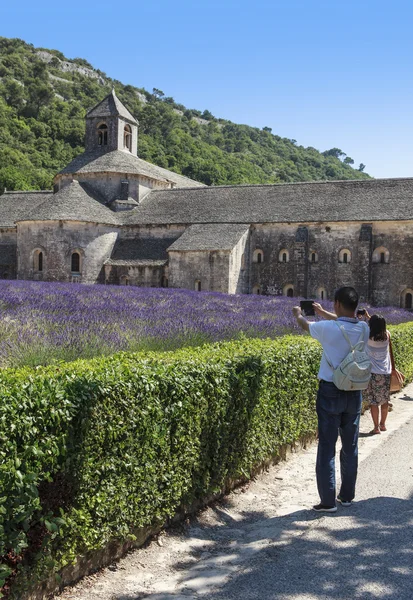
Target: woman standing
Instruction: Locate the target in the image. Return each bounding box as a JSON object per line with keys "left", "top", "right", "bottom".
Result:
{"left": 363, "top": 315, "right": 391, "bottom": 434}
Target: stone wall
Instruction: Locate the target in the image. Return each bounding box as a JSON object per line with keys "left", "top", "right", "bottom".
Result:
{"left": 5, "top": 214, "right": 413, "bottom": 308}
{"left": 168, "top": 250, "right": 231, "bottom": 293}
{"left": 229, "top": 230, "right": 250, "bottom": 294}
{"left": 249, "top": 220, "right": 413, "bottom": 306}
{"left": 17, "top": 221, "right": 118, "bottom": 284}
{"left": 104, "top": 263, "right": 165, "bottom": 287}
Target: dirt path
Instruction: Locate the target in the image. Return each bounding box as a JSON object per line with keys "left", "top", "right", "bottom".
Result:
{"left": 56, "top": 388, "right": 413, "bottom": 600}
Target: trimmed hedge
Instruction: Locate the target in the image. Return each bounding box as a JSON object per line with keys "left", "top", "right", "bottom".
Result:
{"left": 1, "top": 325, "right": 412, "bottom": 597}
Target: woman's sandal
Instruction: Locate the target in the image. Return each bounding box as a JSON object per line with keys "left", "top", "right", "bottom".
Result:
{"left": 379, "top": 424, "right": 387, "bottom": 431}
{"left": 370, "top": 428, "right": 381, "bottom": 435}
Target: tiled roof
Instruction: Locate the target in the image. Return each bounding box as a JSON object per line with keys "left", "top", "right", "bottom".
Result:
{"left": 0, "top": 191, "right": 52, "bottom": 227}
{"left": 108, "top": 237, "right": 178, "bottom": 263}
{"left": 58, "top": 150, "right": 205, "bottom": 188}
{"left": 16, "top": 181, "right": 120, "bottom": 225}
{"left": 120, "top": 178, "right": 413, "bottom": 225}
{"left": 167, "top": 224, "right": 250, "bottom": 251}
{"left": 86, "top": 90, "right": 138, "bottom": 124}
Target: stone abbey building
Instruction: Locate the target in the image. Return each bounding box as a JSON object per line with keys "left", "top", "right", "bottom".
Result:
{"left": 0, "top": 90, "right": 413, "bottom": 308}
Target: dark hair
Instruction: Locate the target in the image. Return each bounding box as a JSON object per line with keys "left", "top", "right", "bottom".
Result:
{"left": 369, "top": 314, "right": 387, "bottom": 341}
{"left": 334, "top": 286, "right": 359, "bottom": 311}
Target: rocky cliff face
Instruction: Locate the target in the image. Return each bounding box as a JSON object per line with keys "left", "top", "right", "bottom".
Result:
{"left": 36, "top": 50, "right": 106, "bottom": 85}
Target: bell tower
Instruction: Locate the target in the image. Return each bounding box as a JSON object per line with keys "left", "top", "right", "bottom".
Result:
{"left": 84, "top": 89, "right": 138, "bottom": 155}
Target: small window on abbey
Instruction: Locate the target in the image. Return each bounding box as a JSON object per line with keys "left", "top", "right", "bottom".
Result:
{"left": 338, "top": 248, "right": 352, "bottom": 264}
{"left": 253, "top": 249, "right": 264, "bottom": 263}
{"left": 401, "top": 289, "right": 413, "bottom": 309}
{"left": 310, "top": 251, "right": 318, "bottom": 263}
{"left": 124, "top": 125, "right": 132, "bottom": 152}
{"left": 278, "top": 249, "right": 289, "bottom": 263}
{"left": 252, "top": 285, "right": 261, "bottom": 295}
{"left": 372, "top": 246, "right": 390, "bottom": 264}
{"left": 98, "top": 123, "right": 108, "bottom": 146}
{"left": 317, "top": 287, "right": 327, "bottom": 300}
{"left": 195, "top": 280, "right": 202, "bottom": 291}
{"left": 71, "top": 252, "right": 81, "bottom": 273}
{"left": 120, "top": 276, "right": 129, "bottom": 286}
{"left": 33, "top": 249, "right": 44, "bottom": 272}
{"left": 283, "top": 284, "right": 294, "bottom": 297}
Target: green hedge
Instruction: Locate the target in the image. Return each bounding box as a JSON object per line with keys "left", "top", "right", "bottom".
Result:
{"left": 388, "top": 323, "right": 413, "bottom": 380}
{"left": 1, "top": 325, "right": 412, "bottom": 597}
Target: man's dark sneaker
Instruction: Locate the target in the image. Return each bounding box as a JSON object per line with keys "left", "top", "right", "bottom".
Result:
{"left": 312, "top": 503, "right": 337, "bottom": 513}
{"left": 337, "top": 496, "right": 352, "bottom": 507}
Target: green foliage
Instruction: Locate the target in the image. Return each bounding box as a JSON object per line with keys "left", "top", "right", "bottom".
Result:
{"left": 2, "top": 323, "right": 413, "bottom": 596}
{"left": 388, "top": 323, "right": 413, "bottom": 382}
{"left": 0, "top": 335, "right": 319, "bottom": 595}
{"left": 0, "top": 36, "right": 371, "bottom": 193}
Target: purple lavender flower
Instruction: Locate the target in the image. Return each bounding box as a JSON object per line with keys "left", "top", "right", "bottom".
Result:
{"left": 0, "top": 281, "right": 411, "bottom": 368}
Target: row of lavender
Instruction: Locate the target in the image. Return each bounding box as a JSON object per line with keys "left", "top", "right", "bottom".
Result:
{"left": 0, "top": 280, "right": 412, "bottom": 369}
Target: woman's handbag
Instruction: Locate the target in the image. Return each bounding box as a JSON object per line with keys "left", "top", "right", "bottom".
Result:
{"left": 389, "top": 338, "right": 405, "bottom": 393}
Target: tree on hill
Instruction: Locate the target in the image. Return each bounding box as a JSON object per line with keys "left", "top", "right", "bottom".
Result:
{"left": 322, "top": 148, "right": 346, "bottom": 160}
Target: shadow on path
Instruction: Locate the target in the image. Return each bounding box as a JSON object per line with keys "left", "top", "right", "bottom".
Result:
{"left": 122, "top": 494, "right": 413, "bottom": 600}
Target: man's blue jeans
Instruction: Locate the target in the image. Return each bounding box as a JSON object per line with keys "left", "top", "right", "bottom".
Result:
{"left": 316, "top": 380, "right": 362, "bottom": 506}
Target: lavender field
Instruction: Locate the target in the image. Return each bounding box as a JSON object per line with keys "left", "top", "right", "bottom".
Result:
{"left": 0, "top": 280, "right": 412, "bottom": 369}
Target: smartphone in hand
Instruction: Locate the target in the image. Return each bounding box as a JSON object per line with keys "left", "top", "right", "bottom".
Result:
{"left": 300, "top": 300, "right": 315, "bottom": 316}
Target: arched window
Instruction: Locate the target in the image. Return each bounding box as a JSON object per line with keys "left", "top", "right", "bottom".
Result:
{"left": 283, "top": 284, "right": 294, "bottom": 297}
{"left": 372, "top": 246, "right": 390, "bottom": 264}
{"left": 124, "top": 125, "right": 132, "bottom": 151}
{"left": 401, "top": 289, "right": 413, "bottom": 309}
{"left": 33, "top": 249, "right": 44, "bottom": 272}
{"left": 278, "top": 249, "right": 289, "bottom": 263}
{"left": 71, "top": 252, "right": 81, "bottom": 273}
{"left": 98, "top": 123, "right": 108, "bottom": 146}
{"left": 310, "top": 251, "right": 318, "bottom": 263}
{"left": 161, "top": 276, "right": 168, "bottom": 288}
{"left": 338, "top": 248, "right": 352, "bottom": 264}
{"left": 120, "top": 276, "right": 129, "bottom": 286}
{"left": 253, "top": 249, "right": 264, "bottom": 263}
{"left": 252, "top": 285, "right": 261, "bottom": 295}
{"left": 195, "top": 280, "right": 201, "bottom": 291}
{"left": 317, "top": 287, "right": 327, "bottom": 300}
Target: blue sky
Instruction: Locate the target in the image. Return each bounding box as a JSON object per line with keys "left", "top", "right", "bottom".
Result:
{"left": 2, "top": 0, "right": 413, "bottom": 178}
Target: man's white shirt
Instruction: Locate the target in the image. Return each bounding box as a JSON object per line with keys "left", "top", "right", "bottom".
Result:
{"left": 309, "top": 318, "right": 370, "bottom": 382}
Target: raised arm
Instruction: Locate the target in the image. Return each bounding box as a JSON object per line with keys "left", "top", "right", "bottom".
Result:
{"left": 292, "top": 306, "right": 310, "bottom": 332}
{"left": 313, "top": 302, "right": 337, "bottom": 320}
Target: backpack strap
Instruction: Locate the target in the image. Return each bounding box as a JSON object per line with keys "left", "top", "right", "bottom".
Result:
{"left": 325, "top": 322, "right": 366, "bottom": 371}
{"left": 336, "top": 322, "right": 366, "bottom": 349}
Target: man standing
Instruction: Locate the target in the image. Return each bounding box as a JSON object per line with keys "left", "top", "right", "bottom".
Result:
{"left": 292, "top": 287, "right": 369, "bottom": 512}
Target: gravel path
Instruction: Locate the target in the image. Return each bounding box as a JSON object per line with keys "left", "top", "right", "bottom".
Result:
{"left": 56, "top": 387, "right": 413, "bottom": 600}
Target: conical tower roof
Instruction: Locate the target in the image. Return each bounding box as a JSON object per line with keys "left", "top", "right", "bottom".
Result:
{"left": 86, "top": 89, "right": 138, "bottom": 124}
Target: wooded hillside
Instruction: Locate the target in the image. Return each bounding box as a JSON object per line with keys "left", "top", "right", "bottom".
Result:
{"left": 0, "top": 37, "right": 370, "bottom": 193}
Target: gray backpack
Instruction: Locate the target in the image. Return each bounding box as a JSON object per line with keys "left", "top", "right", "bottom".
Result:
{"left": 326, "top": 323, "right": 371, "bottom": 391}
